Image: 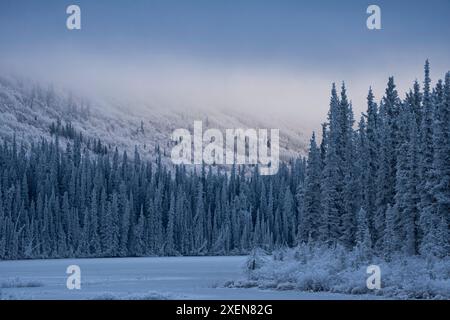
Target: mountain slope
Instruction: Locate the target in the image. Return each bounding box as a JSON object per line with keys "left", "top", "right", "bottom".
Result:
{"left": 0, "top": 75, "right": 308, "bottom": 162}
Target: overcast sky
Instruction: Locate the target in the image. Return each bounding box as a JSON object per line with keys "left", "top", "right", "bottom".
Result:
{"left": 1, "top": 0, "right": 449, "bottom": 130}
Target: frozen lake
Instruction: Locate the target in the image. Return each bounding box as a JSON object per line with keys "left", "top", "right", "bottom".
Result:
{"left": 0, "top": 256, "right": 372, "bottom": 300}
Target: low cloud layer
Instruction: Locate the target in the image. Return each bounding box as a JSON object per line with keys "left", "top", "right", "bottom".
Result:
{"left": 2, "top": 50, "right": 447, "bottom": 133}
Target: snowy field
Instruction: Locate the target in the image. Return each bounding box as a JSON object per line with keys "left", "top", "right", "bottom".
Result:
{"left": 0, "top": 256, "right": 376, "bottom": 300}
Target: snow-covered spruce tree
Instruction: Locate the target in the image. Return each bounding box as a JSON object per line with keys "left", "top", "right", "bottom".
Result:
{"left": 384, "top": 204, "right": 400, "bottom": 260}
{"left": 403, "top": 100, "right": 420, "bottom": 255}
{"left": 394, "top": 101, "right": 417, "bottom": 255}
{"left": 319, "top": 122, "right": 328, "bottom": 170}
{"left": 355, "top": 114, "right": 369, "bottom": 223}
{"left": 298, "top": 132, "right": 322, "bottom": 243}
{"left": 355, "top": 207, "right": 372, "bottom": 260}
{"left": 118, "top": 187, "right": 131, "bottom": 257}
{"left": 109, "top": 192, "right": 120, "bottom": 256}
{"left": 165, "top": 194, "right": 177, "bottom": 256}
{"left": 418, "top": 60, "right": 436, "bottom": 254}
{"left": 410, "top": 80, "right": 423, "bottom": 127}
{"left": 89, "top": 188, "right": 101, "bottom": 256}
{"left": 320, "top": 84, "right": 342, "bottom": 245}
{"left": 77, "top": 208, "right": 90, "bottom": 257}
{"left": 374, "top": 77, "right": 401, "bottom": 253}
{"left": 99, "top": 188, "right": 112, "bottom": 256}
{"left": 131, "top": 206, "right": 145, "bottom": 256}
{"left": 341, "top": 103, "right": 358, "bottom": 248}
{"left": 364, "top": 88, "right": 379, "bottom": 246}
{"left": 282, "top": 185, "right": 296, "bottom": 246}
{"left": 193, "top": 182, "right": 207, "bottom": 254}
{"left": 319, "top": 83, "right": 357, "bottom": 248}
{"left": 420, "top": 75, "right": 450, "bottom": 257}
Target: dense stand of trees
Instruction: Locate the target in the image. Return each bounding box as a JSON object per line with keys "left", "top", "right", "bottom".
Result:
{"left": 0, "top": 134, "right": 305, "bottom": 259}
{"left": 50, "top": 119, "right": 108, "bottom": 155}
{"left": 300, "top": 61, "right": 449, "bottom": 259}
{"left": 0, "top": 61, "right": 449, "bottom": 260}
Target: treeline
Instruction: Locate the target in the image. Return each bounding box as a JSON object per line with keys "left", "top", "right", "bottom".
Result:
{"left": 0, "top": 61, "right": 448, "bottom": 260}
{"left": 0, "top": 134, "right": 305, "bottom": 259}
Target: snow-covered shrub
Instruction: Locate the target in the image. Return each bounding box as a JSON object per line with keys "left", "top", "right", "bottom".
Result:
{"left": 0, "top": 278, "right": 44, "bottom": 288}
{"left": 246, "top": 248, "right": 270, "bottom": 274}
{"left": 242, "top": 244, "right": 450, "bottom": 299}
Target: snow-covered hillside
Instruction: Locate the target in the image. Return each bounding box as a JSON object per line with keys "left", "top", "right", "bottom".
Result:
{"left": 0, "top": 75, "right": 308, "bottom": 162}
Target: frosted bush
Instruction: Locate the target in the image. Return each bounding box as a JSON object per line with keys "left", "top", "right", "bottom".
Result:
{"left": 0, "top": 278, "right": 43, "bottom": 288}
{"left": 243, "top": 245, "right": 450, "bottom": 299}
{"left": 246, "top": 248, "right": 270, "bottom": 273}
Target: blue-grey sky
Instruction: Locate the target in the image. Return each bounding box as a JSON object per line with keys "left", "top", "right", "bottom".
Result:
{"left": 1, "top": 0, "right": 449, "bottom": 128}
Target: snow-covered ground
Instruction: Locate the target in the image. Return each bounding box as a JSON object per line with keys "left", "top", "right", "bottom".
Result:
{"left": 0, "top": 256, "right": 376, "bottom": 300}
